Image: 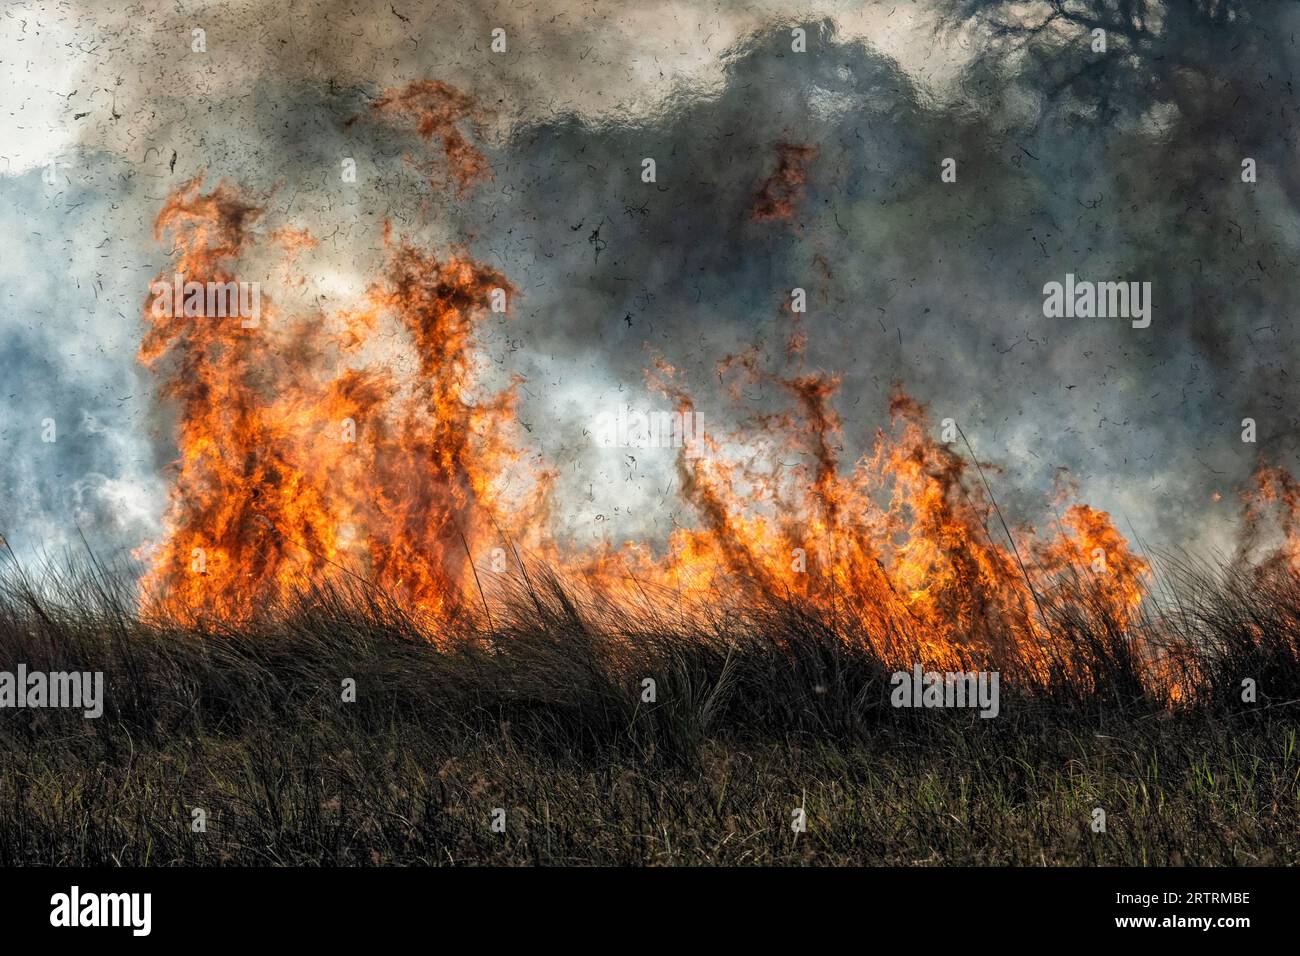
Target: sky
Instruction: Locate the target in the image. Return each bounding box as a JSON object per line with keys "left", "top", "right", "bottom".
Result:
{"left": 1, "top": 0, "right": 1297, "bottom": 571}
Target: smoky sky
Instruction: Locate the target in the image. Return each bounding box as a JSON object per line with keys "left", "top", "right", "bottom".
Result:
{"left": 1, "top": 0, "right": 1298, "bottom": 567}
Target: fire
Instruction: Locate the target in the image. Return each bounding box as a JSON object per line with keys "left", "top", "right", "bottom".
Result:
{"left": 132, "top": 82, "right": 1296, "bottom": 699}
{"left": 1036, "top": 502, "right": 1148, "bottom": 615}
{"left": 1238, "top": 461, "right": 1300, "bottom": 572}
{"left": 133, "top": 173, "right": 1153, "bottom": 679}
{"left": 348, "top": 80, "right": 492, "bottom": 193}
{"left": 597, "top": 359, "right": 1150, "bottom": 677}
{"left": 752, "top": 143, "right": 818, "bottom": 223}
{"left": 137, "top": 176, "right": 533, "bottom": 623}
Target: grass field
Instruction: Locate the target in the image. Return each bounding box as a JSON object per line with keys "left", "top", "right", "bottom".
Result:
{"left": 0, "top": 553, "right": 1296, "bottom": 866}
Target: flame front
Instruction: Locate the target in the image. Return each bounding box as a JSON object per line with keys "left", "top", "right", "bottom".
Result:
{"left": 597, "top": 358, "right": 1151, "bottom": 678}
{"left": 135, "top": 175, "right": 1150, "bottom": 669}
{"left": 134, "top": 85, "right": 1293, "bottom": 700}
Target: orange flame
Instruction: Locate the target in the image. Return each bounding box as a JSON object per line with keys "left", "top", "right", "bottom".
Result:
{"left": 134, "top": 172, "right": 1154, "bottom": 678}
{"left": 133, "top": 83, "right": 1299, "bottom": 699}
{"left": 592, "top": 358, "right": 1150, "bottom": 676}
{"left": 349, "top": 80, "right": 492, "bottom": 193}
{"left": 752, "top": 143, "right": 818, "bottom": 223}
{"left": 1239, "top": 461, "right": 1300, "bottom": 572}
{"left": 137, "top": 175, "right": 535, "bottom": 623}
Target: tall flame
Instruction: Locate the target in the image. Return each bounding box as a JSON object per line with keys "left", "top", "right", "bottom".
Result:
{"left": 597, "top": 356, "right": 1149, "bottom": 676}
{"left": 137, "top": 175, "right": 533, "bottom": 623}
{"left": 134, "top": 82, "right": 1298, "bottom": 698}
{"left": 134, "top": 174, "right": 1152, "bottom": 670}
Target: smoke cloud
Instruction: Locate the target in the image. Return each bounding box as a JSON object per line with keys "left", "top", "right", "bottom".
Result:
{"left": 1, "top": 0, "right": 1297, "bottom": 568}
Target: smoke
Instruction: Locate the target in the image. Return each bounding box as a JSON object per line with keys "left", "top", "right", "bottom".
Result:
{"left": 1, "top": 0, "right": 1297, "bottom": 566}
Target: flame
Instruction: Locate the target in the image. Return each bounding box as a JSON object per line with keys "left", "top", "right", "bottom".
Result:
{"left": 137, "top": 176, "right": 535, "bottom": 623}
{"left": 1238, "top": 461, "right": 1300, "bottom": 572}
{"left": 133, "top": 175, "right": 1153, "bottom": 680}
{"left": 132, "top": 84, "right": 1297, "bottom": 701}
{"left": 752, "top": 143, "right": 817, "bottom": 223}
{"left": 592, "top": 359, "right": 1150, "bottom": 677}
{"left": 349, "top": 80, "right": 492, "bottom": 193}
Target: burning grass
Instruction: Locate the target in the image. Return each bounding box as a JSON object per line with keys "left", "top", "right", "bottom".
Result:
{"left": 8, "top": 105, "right": 1295, "bottom": 866}
{"left": 0, "top": 549, "right": 1295, "bottom": 865}
{"left": 127, "top": 175, "right": 1195, "bottom": 700}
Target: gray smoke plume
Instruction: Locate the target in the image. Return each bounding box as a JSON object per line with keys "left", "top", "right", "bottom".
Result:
{"left": 0, "top": 0, "right": 1296, "bottom": 567}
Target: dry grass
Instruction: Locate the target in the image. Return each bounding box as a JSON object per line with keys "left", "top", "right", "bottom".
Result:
{"left": 0, "top": 550, "right": 1295, "bottom": 865}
